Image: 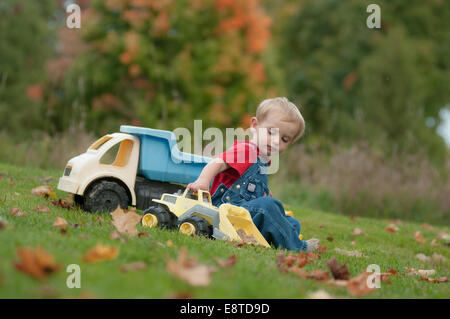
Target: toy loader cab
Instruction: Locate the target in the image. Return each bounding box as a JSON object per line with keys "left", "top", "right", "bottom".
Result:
{"left": 141, "top": 189, "right": 270, "bottom": 247}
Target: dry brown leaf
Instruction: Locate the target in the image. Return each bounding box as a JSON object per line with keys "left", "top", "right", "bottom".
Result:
{"left": 138, "top": 232, "right": 149, "bottom": 238}
{"left": 419, "top": 276, "right": 449, "bottom": 283}
{"left": 326, "top": 256, "right": 350, "bottom": 280}
{"left": 236, "top": 229, "right": 261, "bottom": 246}
{"left": 166, "top": 240, "right": 174, "bottom": 247}
{"left": 0, "top": 217, "right": 7, "bottom": 230}
{"left": 327, "top": 279, "right": 349, "bottom": 288}
{"left": 414, "top": 231, "right": 427, "bottom": 244}
{"left": 416, "top": 253, "right": 431, "bottom": 263}
{"left": 430, "top": 239, "right": 440, "bottom": 247}
{"left": 308, "top": 290, "right": 336, "bottom": 299}
{"left": 385, "top": 224, "right": 399, "bottom": 233}
{"left": 14, "top": 247, "right": 61, "bottom": 280}
{"left": 405, "top": 267, "right": 435, "bottom": 276}
{"left": 120, "top": 261, "right": 148, "bottom": 272}
{"left": 83, "top": 244, "right": 119, "bottom": 263}
{"left": 326, "top": 236, "right": 334, "bottom": 242}
{"left": 31, "top": 185, "right": 56, "bottom": 198}
{"left": 166, "top": 247, "right": 216, "bottom": 287}
{"left": 421, "top": 223, "right": 433, "bottom": 230}
{"left": 9, "top": 207, "right": 25, "bottom": 217}
{"left": 50, "top": 199, "right": 73, "bottom": 210}
{"left": 35, "top": 205, "right": 50, "bottom": 213}
{"left": 347, "top": 271, "right": 376, "bottom": 297}
{"left": 111, "top": 205, "right": 142, "bottom": 237}
{"left": 352, "top": 228, "right": 366, "bottom": 236}
{"left": 214, "top": 254, "right": 237, "bottom": 268}
{"left": 436, "top": 232, "right": 450, "bottom": 241}
{"left": 334, "top": 247, "right": 365, "bottom": 257}
{"left": 431, "top": 253, "right": 446, "bottom": 265}
{"left": 53, "top": 217, "right": 68, "bottom": 228}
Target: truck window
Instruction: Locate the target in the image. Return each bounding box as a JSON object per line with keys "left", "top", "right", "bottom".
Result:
{"left": 100, "top": 139, "right": 133, "bottom": 167}
{"left": 162, "top": 195, "right": 177, "bottom": 203}
{"left": 89, "top": 136, "right": 112, "bottom": 150}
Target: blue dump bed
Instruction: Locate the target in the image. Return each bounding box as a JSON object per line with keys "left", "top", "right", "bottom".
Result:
{"left": 120, "top": 125, "right": 211, "bottom": 185}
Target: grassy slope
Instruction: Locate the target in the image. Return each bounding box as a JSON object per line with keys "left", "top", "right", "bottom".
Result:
{"left": 0, "top": 162, "right": 449, "bottom": 298}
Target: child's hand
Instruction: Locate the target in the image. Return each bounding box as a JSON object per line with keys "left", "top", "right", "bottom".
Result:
{"left": 186, "top": 178, "right": 210, "bottom": 193}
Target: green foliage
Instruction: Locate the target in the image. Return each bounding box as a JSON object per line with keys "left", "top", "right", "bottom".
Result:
{"left": 281, "top": 0, "right": 450, "bottom": 164}
{"left": 0, "top": 0, "right": 57, "bottom": 137}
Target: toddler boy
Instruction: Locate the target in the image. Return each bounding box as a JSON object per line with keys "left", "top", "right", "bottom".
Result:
{"left": 187, "top": 97, "right": 319, "bottom": 252}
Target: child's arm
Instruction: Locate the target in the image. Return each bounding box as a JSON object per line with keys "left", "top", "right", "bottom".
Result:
{"left": 186, "top": 157, "right": 229, "bottom": 192}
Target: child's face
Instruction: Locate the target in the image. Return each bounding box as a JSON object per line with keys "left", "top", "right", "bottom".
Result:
{"left": 250, "top": 112, "right": 299, "bottom": 156}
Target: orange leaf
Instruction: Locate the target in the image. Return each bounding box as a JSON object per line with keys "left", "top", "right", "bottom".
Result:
{"left": 347, "top": 271, "right": 376, "bottom": 297}
{"left": 53, "top": 217, "right": 68, "bottom": 228}
{"left": 14, "top": 247, "right": 61, "bottom": 280}
{"left": 31, "top": 185, "right": 56, "bottom": 198}
{"left": 214, "top": 254, "right": 237, "bottom": 268}
{"left": 414, "top": 231, "right": 427, "bottom": 244}
{"left": 83, "top": 244, "right": 119, "bottom": 263}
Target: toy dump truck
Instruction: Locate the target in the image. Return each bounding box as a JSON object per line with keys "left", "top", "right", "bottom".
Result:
{"left": 141, "top": 188, "right": 270, "bottom": 247}
{"left": 57, "top": 125, "right": 211, "bottom": 213}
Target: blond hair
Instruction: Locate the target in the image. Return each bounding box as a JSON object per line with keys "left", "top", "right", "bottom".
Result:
{"left": 256, "top": 97, "right": 305, "bottom": 142}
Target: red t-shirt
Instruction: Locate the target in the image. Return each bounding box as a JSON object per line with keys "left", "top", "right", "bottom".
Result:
{"left": 210, "top": 141, "right": 270, "bottom": 195}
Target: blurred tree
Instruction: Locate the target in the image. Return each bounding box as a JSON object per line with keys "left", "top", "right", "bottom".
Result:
{"left": 43, "top": 0, "right": 278, "bottom": 137}
{"left": 0, "top": 0, "right": 57, "bottom": 138}
{"left": 281, "top": 0, "right": 450, "bottom": 163}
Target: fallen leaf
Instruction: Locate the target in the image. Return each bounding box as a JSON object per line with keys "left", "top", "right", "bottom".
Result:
{"left": 31, "top": 186, "right": 56, "bottom": 198}
{"left": 53, "top": 217, "right": 68, "bottom": 228}
{"left": 308, "top": 290, "right": 336, "bottom": 299}
{"left": 214, "top": 254, "right": 237, "bottom": 268}
{"left": 416, "top": 253, "right": 431, "bottom": 263}
{"left": 95, "top": 217, "right": 104, "bottom": 225}
{"left": 326, "top": 236, "right": 334, "bottom": 242}
{"left": 334, "top": 247, "right": 365, "bottom": 257}
{"left": 59, "top": 228, "right": 68, "bottom": 235}
{"left": 436, "top": 232, "right": 450, "bottom": 241}
{"left": 352, "top": 228, "right": 366, "bottom": 236}
{"left": 385, "top": 224, "right": 399, "bottom": 233}
{"left": 405, "top": 267, "right": 435, "bottom": 277}
{"left": 138, "top": 232, "right": 149, "bottom": 238}
{"left": 35, "top": 205, "right": 50, "bottom": 213}
{"left": 327, "top": 279, "right": 349, "bottom": 288}
{"left": 431, "top": 253, "right": 446, "bottom": 265}
{"left": 421, "top": 223, "right": 433, "bottom": 230}
{"left": 414, "top": 231, "right": 427, "bottom": 244}
{"left": 326, "top": 257, "right": 350, "bottom": 280}
{"left": 9, "top": 207, "right": 25, "bottom": 217}
{"left": 120, "top": 261, "right": 148, "bottom": 272}
{"left": 50, "top": 199, "right": 73, "bottom": 210}
{"left": 419, "top": 276, "right": 449, "bottom": 283}
{"left": 14, "top": 247, "right": 61, "bottom": 280}
{"left": 0, "top": 217, "right": 7, "bottom": 229}
{"left": 430, "top": 239, "right": 440, "bottom": 247}
{"left": 111, "top": 205, "right": 142, "bottom": 237}
{"left": 351, "top": 241, "right": 357, "bottom": 246}
{"left": 83, "top": 244, "right": 119, "bottom": 263}
{"left": 305, "top": 269, "right": 330, "bottom": 281}
{"left": 166, "top": 291, "right": 194, "bottom": 299}
{"left": 40, "top": 176, "right": 54, "bottom": 183}
{"left": 347, "top": 271, "right": 376, "bottom": 297}
{"left": 166, "top": 247, "right": 216, "bottom": 287}
{"left": 166, "top": 240, "right": 174, "bottom": 247}
{"left": 236, "top": 229, "right": 262, "bottom": 246}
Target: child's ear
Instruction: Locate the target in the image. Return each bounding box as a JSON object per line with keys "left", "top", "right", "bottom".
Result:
{"left": 250, "top": 116, "right": 259, "bottom": 129}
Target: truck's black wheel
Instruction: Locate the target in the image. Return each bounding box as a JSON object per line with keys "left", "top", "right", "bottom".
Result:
{"left": 73, "top": 194, "right": 85, "bottom": 209}
{"left": 83, "top": 180, "right": 129, "bottom": 213}
{"left": 178, "top": 215, "right": 213, "bottom": 238}
{"left": 141, "top": 205, "right": 177, "bottom": 229}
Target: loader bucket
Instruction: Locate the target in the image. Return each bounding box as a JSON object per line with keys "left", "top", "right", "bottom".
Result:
{"left": 218, "top": 204, "right": 270, "bottom": 248}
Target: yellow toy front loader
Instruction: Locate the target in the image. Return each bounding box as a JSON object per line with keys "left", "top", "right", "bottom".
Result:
{"left": 140, "top": 188, "right": 270, "bottom": 247}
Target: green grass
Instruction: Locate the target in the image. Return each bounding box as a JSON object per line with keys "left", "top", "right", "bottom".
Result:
{"left": 0, "top": 162, "right": 449, "bottom": 298}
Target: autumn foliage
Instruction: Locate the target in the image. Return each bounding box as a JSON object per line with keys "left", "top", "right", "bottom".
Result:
{"left": 41, "top": 0, "right": 276, "bottom": 136}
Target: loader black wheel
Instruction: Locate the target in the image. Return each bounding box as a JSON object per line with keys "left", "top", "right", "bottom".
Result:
{"left": 178, "top": 215, "right": 213, "bottom": 238}
{"left": 83, "top": 180, "right": 129, "bottom": 213}
{"left": 141, "top": 205, "right": 177, "bottom": 229}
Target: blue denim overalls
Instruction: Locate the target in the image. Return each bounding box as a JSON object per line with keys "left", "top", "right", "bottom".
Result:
{"left": 211, "top": 151, "right": 308, "bottom": 252}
